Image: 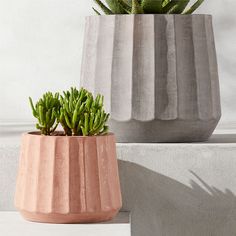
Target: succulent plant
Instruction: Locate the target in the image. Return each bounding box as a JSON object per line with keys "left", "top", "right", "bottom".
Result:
{"left": 93, "top": 0, "right": 205, "bottom": 15}
{"left": 57, "top": 87, "right": 110, "bottom": 136}
{"left": 30, "top": 88, "right": 110, "bottom": 136}
{"left": 29, "top": 92, "right": 60, "bottom": 135}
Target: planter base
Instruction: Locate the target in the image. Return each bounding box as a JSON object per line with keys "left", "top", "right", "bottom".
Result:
{"left": 19, "top": 210, "right": 119, "bottom": 224}
{"left": 110, "top": 119, "right": 220, "bottom": 143}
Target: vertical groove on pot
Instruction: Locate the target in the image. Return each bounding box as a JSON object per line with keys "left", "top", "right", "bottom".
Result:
{"left": 78, "top": 138, "right": 86, "bottom": 212}
{"left": 155, "top": 15, "right": 178, "bottom": 120}
{"left": 52, "top": 137, "right": 70, "bottom": 213}
{"left": 15, "top": 134, "right": 28, "bottom": 208}
{"left": 80, "top": 16, "right": 100, "bottom": 94}
{"left": 204, "top": 15, "right": 221, "bottom": 119}
{"left": 192, "top": 15, "right": 213, "bottom": 120}
{"left": 175, "top": 15, "right": 199, "bottom": 119}
{"left": 36, "top": 137, "right": 55, "bottom": 213}
{"left": 84, "top": 138, "right": 101, "bottom": 212}
{"left": 68, "top": 138, "right": 80, "bottom": 213}
{"left": 107, "top": 135, "right": 122, "bottom": 209}
{"left": 94, "top": 16, "right": 116, "bottom": 112}
{"left": 111, "top": 15, "right": 134, "bottom": 121}
{"left": 132, "top": 15, "right": 155, "bottom": 121}
{"left": 23, "top": 136, "right": 41, "bottom": 212}
{"left": 97, "top": 136, "right": 112, "bottom": 211}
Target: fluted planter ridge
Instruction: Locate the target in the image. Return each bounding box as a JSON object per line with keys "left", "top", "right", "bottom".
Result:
{"left": 80, "top": 14, "right": 221, "bottom": 142}
{"left": 15, "top": 132, "right": 122, "bottom": 223}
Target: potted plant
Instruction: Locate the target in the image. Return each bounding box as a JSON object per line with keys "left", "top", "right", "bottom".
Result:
{"left": 15, "top": 87, "right": 122, "bottom": 223}
{"left": 80, "top": 0, "right": 221, "bottom": 142}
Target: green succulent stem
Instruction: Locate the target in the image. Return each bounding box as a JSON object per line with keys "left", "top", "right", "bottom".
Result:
{"left": 29, "top": 88, "right": 110, "bottom": 137}
{"left": 29, "top": 92, "right": 61, "bottom": 136}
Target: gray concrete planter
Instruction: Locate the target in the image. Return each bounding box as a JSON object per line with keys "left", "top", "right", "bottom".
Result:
{"left": 80, "top": 14, "right": 221, "bottom": 143}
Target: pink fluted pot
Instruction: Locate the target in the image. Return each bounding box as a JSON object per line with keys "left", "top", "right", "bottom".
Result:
{"left": 15, "top": 132, "right": 122, "bottom": 223}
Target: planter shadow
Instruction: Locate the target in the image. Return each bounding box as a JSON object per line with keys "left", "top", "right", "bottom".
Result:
{"left": 118, "top": 160, "right": 236, "bottom": 236}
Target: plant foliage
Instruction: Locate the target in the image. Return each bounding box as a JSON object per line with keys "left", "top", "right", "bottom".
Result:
{"left": 29, "top": 88, "right": 110, "bottom": 136}
{"left": 93, "top": 0, "right": 205, "bottom": 15}
{"left": 29, "top": 92, "right": 60, "bottom": 135}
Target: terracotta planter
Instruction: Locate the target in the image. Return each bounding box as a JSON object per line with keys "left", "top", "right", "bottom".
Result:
{"left": 15, "top": 132, "right": 122, "bottom": 223}
{"left": 80, "top": 14, "right": 221, "bottom": 142}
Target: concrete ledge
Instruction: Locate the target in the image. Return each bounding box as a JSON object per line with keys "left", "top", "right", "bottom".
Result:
{"left": 116, "top": 137, "right": 236, "bottom": 236}
{"left": 117, "top": 134, "right": 236, "bottom": 190}
{"left": 0, "top": 212, "right": 130, "bottom": 236}
{"left": 1, "top": 125, "right": 236, "bottom": 236}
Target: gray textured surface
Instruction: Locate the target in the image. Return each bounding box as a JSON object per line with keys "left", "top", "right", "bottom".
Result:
{"left": 80, "top": 14, "right": 221, "bottom": 142}
{"left": 118, "top": 142, "right": 236, "bottom": 236}
{"left": 2, "top": 130, "right": 236, "bottom": 236}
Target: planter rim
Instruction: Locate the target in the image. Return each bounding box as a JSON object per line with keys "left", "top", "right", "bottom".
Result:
{"left": 86, "top": 14, "right": 212, "bottom": 18}
{"left": 23, "top": 131, "right": 114, "bottom": 139}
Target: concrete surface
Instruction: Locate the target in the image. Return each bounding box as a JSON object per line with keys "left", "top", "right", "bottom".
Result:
{"left": 117, "top": 141, "right": 236, "bottom": 236}
{"left": 80, "top": 15, "right": 221, "bottom": 142}
{"left": 0, "top": 212, "right": 131, "bottom": 236}
{"left": 1, "top": 125, "right": 236, "bottom": 235}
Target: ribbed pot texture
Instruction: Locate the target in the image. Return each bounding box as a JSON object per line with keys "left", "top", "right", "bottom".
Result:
{"left": 80, "top": 14, "right": 221, "bottom": 143}
{"left": 15, "top": 133, "right": 122, "bottom": 223}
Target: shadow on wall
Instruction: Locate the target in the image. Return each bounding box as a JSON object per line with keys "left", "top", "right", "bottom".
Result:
{"left": 118, "top": 160, "right": 236, "bottom": 236}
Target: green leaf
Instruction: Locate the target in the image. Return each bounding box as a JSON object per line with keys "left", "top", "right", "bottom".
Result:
{"left": 39, "top": 105, "right": 45, "bottom": 125}
{"left": 46, "top": 110, "right": 51, "bottom": 125}
{"left": 78, "top": 103, "right": 85, "bottom": 114}
{"left": 64, "top": 102, "right": 70, "bottom": 114}
{"left": 50, "top": 123, "right": 58, "bottom": 133}
{"left": 104, "top": 113, "right": 110, "bottom": 123}
{"left": 162, "top": 0, "right": 177, "bottom": 13}
{"left": 89, "top": 113, "right": 95, "bottom": 131}
{"left": 101, "top": 125, "right": 109, "bottom": 135}
{"left": 105, "top": 0, "right": 127, "bottom": 13}
{"left": 81, "top": 127, "right": 87, "bottom": 136}
{"left": 141, "top": 0, "right": 162, "bottom": 13}
{"left": 92, "top": 7, "right": 102, "bottom": 15}
{"left": 93, "top": 0, "right": 114, "bottom": 14}
{"left": 64, "top": 111, "right": 72, "bottom": 129}
{"left": 117, "top": 0, "right": 132, "bottom": 13}
{"left": 85, "top": 96, "right": 93, "bottom": 110}
{"left": 29, "top": 97, "right": 38, "bottom": 118}
{"left": 168, "top": 0, "right": 190, "bottom": 14}
{"left": 49, "top": 116, "right": 56, "bottom": 128}
{"left": 183, "top": 0, "right": 204, "bottom": 14}
{"left": 84, "top": 113, "right": 89, "bottom": 136}
{"left": 93, "top": 110, "right": 101, "bottom": 128}
{"left": 72, "top": 109, "right": 78, "bottom": 129}
{"left": 131, "top": 0, "right": 144, "bottom": 14}
{"left": 162, "top": 0, "right": 170, "bottom": 7}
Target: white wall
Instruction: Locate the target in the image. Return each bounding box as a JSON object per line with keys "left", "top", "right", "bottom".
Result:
{"left": 0, "top": 0, "right": 92, "bottom": 123}
{"left": 0, "top": 0, "right": 235, "bottom": 126}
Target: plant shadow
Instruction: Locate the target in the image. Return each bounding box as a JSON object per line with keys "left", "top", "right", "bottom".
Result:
{"left": 118, "top": 160, "right": 236, "bottom": 236}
